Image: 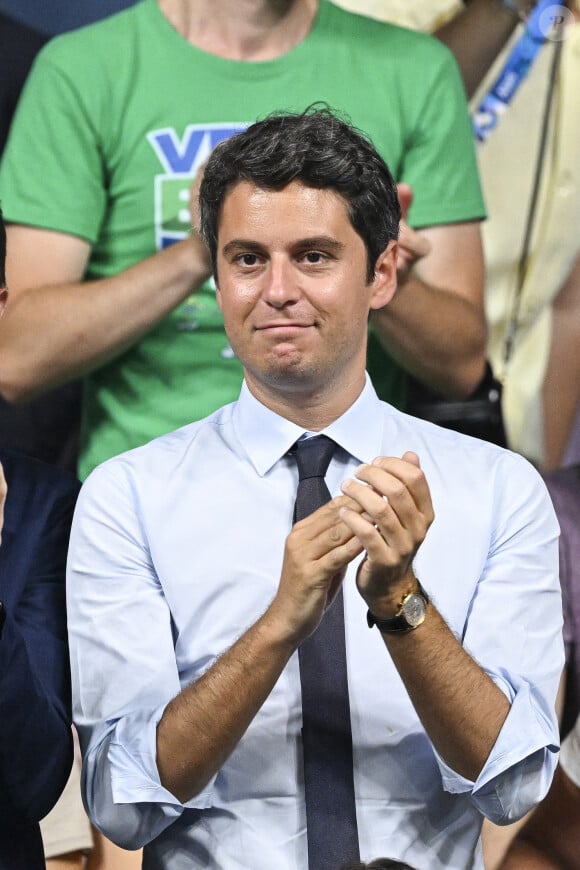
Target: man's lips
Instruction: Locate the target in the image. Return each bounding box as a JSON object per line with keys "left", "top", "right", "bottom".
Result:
{"left": 254, "top": 322, "right": 314, "bottom": 331}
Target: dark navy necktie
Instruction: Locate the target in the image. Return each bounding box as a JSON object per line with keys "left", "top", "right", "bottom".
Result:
{"left": 291, "top": 435, "right": 360, "bottom": 869}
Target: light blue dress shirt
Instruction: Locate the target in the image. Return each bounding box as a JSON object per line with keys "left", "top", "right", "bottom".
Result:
{"left": 67, "top": 377, "right": 563, "bottom": 870}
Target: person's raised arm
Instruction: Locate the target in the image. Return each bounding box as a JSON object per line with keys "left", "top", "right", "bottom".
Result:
{"left": 156, "top": 495, "right": 364, "bottom": 801}
{"left": 0, "top": 33, "right": 212, "bottom": 404}
{"left": 371, "top": 198, "right": 487, "bottom": 399}
{"left": 0, "top": 225, "right": 210, "bottom": 403}
{"left": 339, "top": 452, "right": 508, "bottom": 780}
{"left": 542, "top": 251, "right": 580, "bottom": 469}
{"left": 369, "top": 29, "right": 488, "bottom": 400}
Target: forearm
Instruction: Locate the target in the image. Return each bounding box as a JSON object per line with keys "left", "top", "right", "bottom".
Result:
{"left": 436, "top": 0, "right": 524, "bottom": 98}
{"left": 341, "top": 457, "right": 508, "bottom": 780}
{"left": 500, "top": 764, "right": 580, "bottom": 869}
{"left": 501, "top": 841, "right": 562, "bottom": 869}
{"left": 157, "top": 606, "right": 296, "bottom": 803}
{"left": 0, "top": 235, "right": 211, "bottom": 402}
{"left": 541, "top": 252, "right": 580, "bottom": 469}
{"left": 381, "top": 603, "right": 510, "bottom": 781}
{"left": 371, "top": 274, "right": 486, "bottom": 398}
{"left": 157, "top": 494, "right": 365, "bottom": 802}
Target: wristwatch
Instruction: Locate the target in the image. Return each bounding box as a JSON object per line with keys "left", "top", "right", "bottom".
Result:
{"left": 366, "top": 580, "right": 429, "bottom": 634}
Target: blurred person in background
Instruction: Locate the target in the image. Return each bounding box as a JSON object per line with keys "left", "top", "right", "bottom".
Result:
{"left": 0, "top": 208, "right": 77, "bottom": 870}
{"left": 0, "top": 0, "right": 487, "bottom": 484}
{"left": 0, "top": 10, "right": 81, "bottom": 473}
{"left": 335, "top": 0, "right": 580, "bottom": 471}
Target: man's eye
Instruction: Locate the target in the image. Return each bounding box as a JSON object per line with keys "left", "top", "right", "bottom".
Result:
{"left": 238, "top": 254, "right": 259, "bottom": 266}
{"left": 303, "top": 251, "right": 326, "bottom": 264}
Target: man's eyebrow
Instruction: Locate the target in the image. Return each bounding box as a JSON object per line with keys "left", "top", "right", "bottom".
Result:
{"left": 294, "top": 236, "right": 345, "bottom": 253}
{"left": 222, "top": 236, "right": 345, "bottom": 257}
{"left": 222, "top": 239, "right": 266, "bottom": 258}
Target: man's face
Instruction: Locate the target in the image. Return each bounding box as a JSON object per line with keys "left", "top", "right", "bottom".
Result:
{"left": 0, "top": 289, "right": 7, "bottom": 317}
{"left": 215, "top": 180, "right": 397, "bottom": 403}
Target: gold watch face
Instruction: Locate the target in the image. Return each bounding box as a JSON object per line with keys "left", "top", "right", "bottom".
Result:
{"left": 401, "top": 593, "right": 427, "bottom": 628}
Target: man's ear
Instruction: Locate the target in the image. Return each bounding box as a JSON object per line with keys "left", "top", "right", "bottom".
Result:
{"left": 215, "top": 283, "right": 223, "bottom": 311}
{"left": 0, "top": 288, "right": 7, "bottom": 317}
{"left": 369, "top": 240, "right": 398, "bottom": 311}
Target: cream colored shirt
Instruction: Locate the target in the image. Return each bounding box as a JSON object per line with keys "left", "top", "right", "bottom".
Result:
{"left": 473, "top": 24, "right": 580, "bottom": 463}
{"left": 331, "top": 0, "right": 460, "bottom": 30}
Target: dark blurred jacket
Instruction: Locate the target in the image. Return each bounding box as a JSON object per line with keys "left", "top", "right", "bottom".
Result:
{"left": 0, "top": 12, "right": 47, "bottom": 153}
{"left": 0, "top": 12, "right": 82, "bottom": 472}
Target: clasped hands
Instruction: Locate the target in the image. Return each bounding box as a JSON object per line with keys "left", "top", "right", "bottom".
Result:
{"left": 273, "top": 452, "right": 434, "bottom": 645}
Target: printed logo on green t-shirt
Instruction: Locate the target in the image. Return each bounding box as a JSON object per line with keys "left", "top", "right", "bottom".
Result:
{"left": 147, "top": 123, "right": 248, "bottom": 351}
{"left": 147, "top": 123, "right": 247, "bottom": 250}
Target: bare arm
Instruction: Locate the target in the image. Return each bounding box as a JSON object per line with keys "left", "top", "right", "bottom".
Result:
{"left": 499, "top": 763, "right": 580, "bottom": 869}
{"left": 371, "top": 220, "right": 487, "bottom": 399}
{"left": 156, "top": 495, "right": 364, "bottom": 802}
{"left": 435, "top": 0, "right": 533, "bottom": 98}
{"left": 481, "top": 671, "right": 567, "bottom": 869}
{"left": 387, "top": 603, "right": 509, "bottom": 780}
{"left": 542, "top": 251, "right": 580, "bottom": 470}
{"left": 157, "top": 608, "right": 296, "bottom": 803}
{"left": 0, "top": 224, "right": 211, "bottom": 402}
{"left": 340, "top": 453, "right": 509, "bottom": 780}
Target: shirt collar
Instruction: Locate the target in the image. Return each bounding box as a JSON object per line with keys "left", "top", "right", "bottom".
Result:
{"left": 232, "top": 374, "right": 389, "bottom": 476}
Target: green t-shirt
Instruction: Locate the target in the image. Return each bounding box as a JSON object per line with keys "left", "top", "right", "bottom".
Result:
{"left": 0, "top": 0, "right": 484, "bottom": 478}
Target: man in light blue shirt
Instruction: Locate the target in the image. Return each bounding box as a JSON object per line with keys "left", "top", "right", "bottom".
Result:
{"left": 67, "top": 108, "right": 563, "bottom": 869}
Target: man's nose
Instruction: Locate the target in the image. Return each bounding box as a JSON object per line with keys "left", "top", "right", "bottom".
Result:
{"left": 262, "top": 257, "right": 298, "bottom": 307}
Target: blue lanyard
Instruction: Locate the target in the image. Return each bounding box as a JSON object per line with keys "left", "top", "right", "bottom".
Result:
{"left": 472, "top": 1, "right": 565, "bottom": 142}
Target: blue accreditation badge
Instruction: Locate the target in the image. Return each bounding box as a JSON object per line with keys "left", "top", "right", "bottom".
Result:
{"left": 472, "top": 1, "right": 566, "bottom": 142}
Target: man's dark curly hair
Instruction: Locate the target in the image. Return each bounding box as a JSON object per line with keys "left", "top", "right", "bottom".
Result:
{"left": 199, "top": 106, "right": 401, "bottom": 282}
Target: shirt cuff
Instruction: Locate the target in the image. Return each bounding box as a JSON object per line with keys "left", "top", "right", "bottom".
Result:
{"left": 108, "top": 703, "right": 216, "bottom": 810}
{"left": 434, "top": 674, "right": 559, "bottom": 822}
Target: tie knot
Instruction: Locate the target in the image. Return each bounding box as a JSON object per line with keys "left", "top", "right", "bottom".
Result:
{"left": 292, "top": 435, "right": 336, "bottom": 482}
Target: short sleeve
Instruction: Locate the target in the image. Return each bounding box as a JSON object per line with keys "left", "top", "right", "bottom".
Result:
{"left": 400, "top": 43, "right": 486, "bottom": 228}
{"left": 0, "top": 40, "right": 107, "bottom": 244}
